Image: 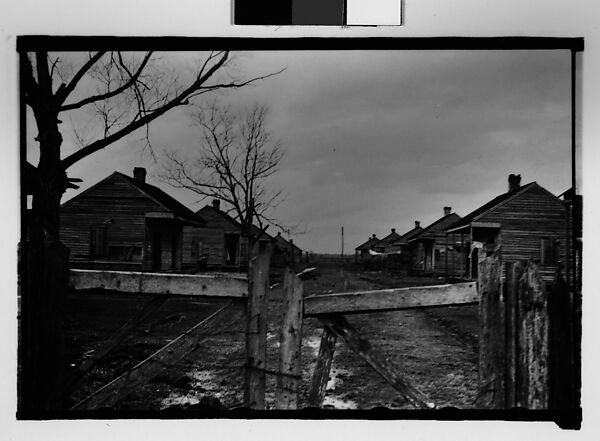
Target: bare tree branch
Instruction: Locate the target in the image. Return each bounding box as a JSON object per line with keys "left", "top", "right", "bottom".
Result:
{"left": 160, "top": 101, "right": 291, "bottom": 242}
{"left": 55, "top": 51, "right": 107, "bottom": 104}
{"left": 59, "top": 52, "right": 153, "bottom": 112}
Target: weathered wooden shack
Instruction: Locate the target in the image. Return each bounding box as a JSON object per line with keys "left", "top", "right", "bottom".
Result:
{"left": 354, "top": 234, "right": 379, "bottom": 262}
{"left": 559, "top": 187, "right": 582, "bottom": 290}
{"left": 60, "top": 168, "right": 205, "bottom": 272}
{"left": 372, "top": 228, "right": 401, "bottom": 253}
{"left": 272, "top": 232, "right": 303, "bottom": 267}
{"left": 384, "top": 221, "right": 424, "bottom": 271}
{"left": 407, "top": 208, "right": 461, "bottom": 274}
{"left": 385, "top": 221, "right": 423, "bottom": 254}
{"left": 445, "top": 174, "right": 568, "bottom": 281}
{"left": 194, "top": 200, "right": 274, "bottom": 270}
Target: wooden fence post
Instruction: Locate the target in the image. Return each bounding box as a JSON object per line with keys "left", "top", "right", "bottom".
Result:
{"left": 517, "top": 261, "right": 548, "bottom": 409}
{"left": 319, "top": 314, "right": 435, "bottom": 409}
{"left": 307, "top": 327, "right": 337, "bottom": 408}
{"left": 276, "top": 268, "right": 304, "bottom": 409}
{"left": 504, "top": 261, "right": 524, "bottom": 408}
{"left": 244, "top": 241, "right": 272, "bottom": 409}
{"left": 476, "top": 246, "right": 504, "bottom": 408}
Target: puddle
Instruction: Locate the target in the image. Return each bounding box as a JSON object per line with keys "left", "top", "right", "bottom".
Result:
{"left": 323, "top": 395, "right": 358, "bottom": 409}
{"left": 160, "top": 368, "right": 225, "bottom": 409}
{"left": 160, "top": 393, "right": 201, "bottom": 409}
{"left": 306, "top": 333, "right": 359, "bottom": 410}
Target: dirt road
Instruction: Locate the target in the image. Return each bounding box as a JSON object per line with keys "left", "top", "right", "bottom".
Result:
{"left": 65, "top": 266, "right": 479, "bottom": 410}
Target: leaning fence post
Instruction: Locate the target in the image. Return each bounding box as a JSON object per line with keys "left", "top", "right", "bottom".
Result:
{"left": 276, "top": 268, "right": 304, "bottom": 409}
{"left": 476, "top": 246, "right": 504, "bottom": 408}
{"left": 244, "top": 241, "right": 272, "bottom": 409}
{"left": 307, "top": 327, "right": 338, "bottom": 408}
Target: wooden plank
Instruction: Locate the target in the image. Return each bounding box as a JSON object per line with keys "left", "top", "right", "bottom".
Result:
{"left": 244, "top": 242, "right": 272, "bottom": 409}
{"left": 307, "top": 327, "right": 337, "bottom": 408}
{"left": 276, "top": 269, "right": 304, "bottom": 409}
{"left": 504, "top": 261, "right": 525, "bottom": 408}
{"left": 66, "top": 295, "right": 168, "bottom": 391}
{"left": 319, "top": 314, "right": 435, "bottom": 409}
{"left": 476, "top": 246, "right": 504, "bottom": 409}
{"left": 304, "top": 282, "right": 477, "bottom": 316}
{"left": 70, "top": 301, "right": 237, "bottom": 410}
{"left": 518, "top": 261, "right": 549, "bottom": 409}
{"left": 69, "top": 269, "right": 248, "bottom": 298}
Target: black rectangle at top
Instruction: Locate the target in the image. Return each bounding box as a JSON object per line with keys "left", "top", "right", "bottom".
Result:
{"left": 234, "top": 0, "right": 292, "bottom": 25}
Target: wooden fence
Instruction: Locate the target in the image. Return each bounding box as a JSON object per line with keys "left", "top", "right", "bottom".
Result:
{"left": 60, "top": 244, "right": 578, "bottom": 416}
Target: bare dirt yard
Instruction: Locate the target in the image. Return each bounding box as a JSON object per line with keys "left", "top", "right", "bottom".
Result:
{"left": 64, "top": 265, "right": 479, "bottom": 411}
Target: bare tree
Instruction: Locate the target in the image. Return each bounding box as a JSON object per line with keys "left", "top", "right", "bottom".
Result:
{"left": 21, "top": 50, "right": 281, "bottom": 412}
{"left": 161, "top": 102, "right": 290, "bottom": 244}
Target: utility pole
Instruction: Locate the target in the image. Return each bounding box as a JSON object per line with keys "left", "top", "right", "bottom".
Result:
{"left": 341, "top": 226, "right": 347, "bottom": 291}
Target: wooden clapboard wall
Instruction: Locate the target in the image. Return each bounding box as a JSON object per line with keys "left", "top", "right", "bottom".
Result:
{"left": 60, "top": 173, "right": 168, "bottom": 270}
{"left": 478, "top": 184, "right": 567, "bottom": 281}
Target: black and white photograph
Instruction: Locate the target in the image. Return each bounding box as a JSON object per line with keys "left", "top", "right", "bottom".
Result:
{"left": 16, "top": 40, "right": 582, "bottom": 427}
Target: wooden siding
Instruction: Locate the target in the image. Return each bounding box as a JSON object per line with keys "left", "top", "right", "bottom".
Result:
{"left": 61, "top": 174, "right": 166, "bottom": 263}
{"left": 411, "top": 214, "right": 461, "bottom": 273}
{"left": 182, "top": 225, "right": 225, "bottom": 269}
{"left": 478, "top": 185, "right": 568, "bottom": 279}
{"left": 60, "top": 173, "right": 184, "bottom": 272}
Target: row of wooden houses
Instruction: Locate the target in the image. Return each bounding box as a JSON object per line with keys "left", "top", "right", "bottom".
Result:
{"left": 355, "top": 174, "right": 576, "bottom": 282}
{"left": 59, "top": 167, "right": 303, "bottom": 273}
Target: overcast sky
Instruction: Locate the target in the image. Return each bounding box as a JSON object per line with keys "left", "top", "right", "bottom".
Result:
{"left": 27, "top": 49, "right": 572, "bottom": 253}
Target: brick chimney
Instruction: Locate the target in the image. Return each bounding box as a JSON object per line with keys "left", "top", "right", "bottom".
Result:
{"left": 415, "top": 221, "right": 420, "bottom": 228}
{"left": 133, "top": 167, "right": 146, "bottom": 183}
{"left": 212, "top": 199, "right": 220, "bottom": 210}
{"left": 508, "top": 174, "right": 521, "bottom": 193}
{"left": 391, "top": 228, "right": 396, "bottom": 234}
{"left": 444, "top": 206, "right": 452, "bottom": 215}
{"left": 372, "top": 234, "right": 377, "bottom": 239}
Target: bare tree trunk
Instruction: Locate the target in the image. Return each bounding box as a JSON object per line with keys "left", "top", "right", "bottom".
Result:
{"left": 21, "top": 99, "right": 70, "bottom": 413}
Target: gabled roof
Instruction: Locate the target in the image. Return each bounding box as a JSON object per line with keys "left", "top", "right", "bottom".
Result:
{"left": 274, "top": 232, "right": 302, "bottom": 252}
{"left": 390, "top": 225, "right": 424, "bottom": 246}
{"left": 409, "top": 212, "right": 461, "bottom": 242}
{"left": 116, "top": 172, "right": 204, "bottom": 225}
{"left": 196, "top": 205, "right": 273, "bottom": 241}
{"left": 355, "top": 235, "right": 379, "bottom": 251}
{"left": 197, "top": 205, "right": 242, "bottom": 232}
{"left": 373, "top": 230, "right": 402, "bottom": 249}
{"left": 61, "top": 171, "right": 204, "bottom": 226}
{"left": 446, "top": 182, "right": 537, "bottom": 232}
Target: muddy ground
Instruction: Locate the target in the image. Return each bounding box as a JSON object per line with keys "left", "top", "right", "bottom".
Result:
{"left": 64, "top": 265, "right": 479, "bottom": 411}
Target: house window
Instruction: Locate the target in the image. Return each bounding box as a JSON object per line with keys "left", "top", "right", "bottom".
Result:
{"left": 541, "top": 237, "right": 558, "bottom": 265}
{"left": 90, "top": 225, "right": 108, "bottom": 258}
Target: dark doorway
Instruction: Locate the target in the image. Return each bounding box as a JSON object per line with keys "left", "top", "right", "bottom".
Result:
{"left": 224, "top": 234, "right": 240, "bottom": 266}
{"left": 471, "top": 248, "right": 479, "bottom": 279}
{"left": 152, "top": 229, "right": 162, "bottom": 271}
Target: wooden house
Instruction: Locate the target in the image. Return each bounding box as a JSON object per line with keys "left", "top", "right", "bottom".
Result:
{"left": 372, "top": 228, "right": 401, "bottom": 253}
{"left": 193, "top": 200, "right": 274, "bottom": 270}
{"left": 60, "top": 168, "right": 206, "bottom": 272}
{"left": 383, "top": 221, "right": 424, "bottom": 270}
{"left": 272, "top": 232, "right": 303, "bottom": 267}
{"left": 407, "top": 207, "right": 461, "bottom": 274}
{"left": 385, "top": 221, "right": 423, "bottom": 254}
{"left": 445, "top": 174, "right": 568, "bottom": 281}
{"left": 354, "top": 234, "right": 379, "bottom": 262}
{"left": 559, "top": 187, "right": 582, "bottom": 290}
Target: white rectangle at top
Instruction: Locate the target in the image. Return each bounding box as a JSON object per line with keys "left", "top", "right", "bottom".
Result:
{"left": 346, "top": 0, "right": 402, "bottom": 26}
